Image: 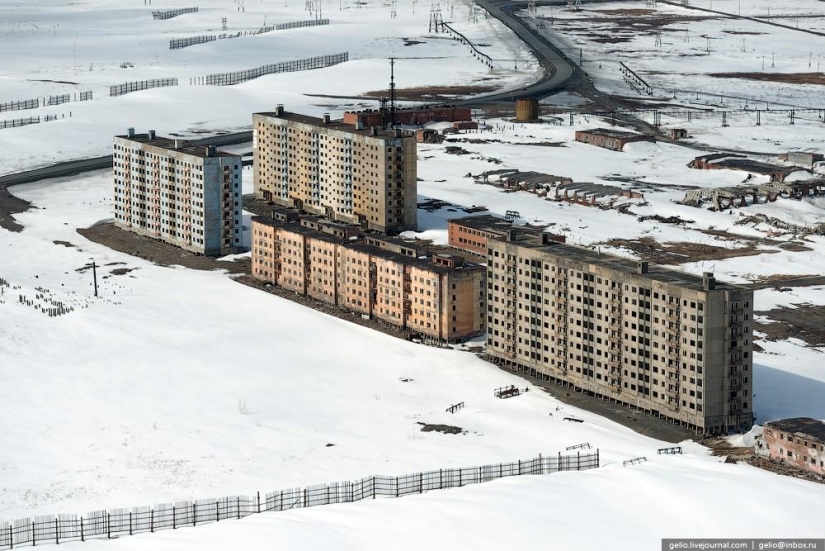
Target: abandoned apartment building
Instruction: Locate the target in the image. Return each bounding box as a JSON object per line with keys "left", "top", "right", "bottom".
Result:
{"left": 485, "top": 229, "right": 754, "bottom": 435}
{"left": 574, "top": 128, "right": 652, "bottom": 152}
{"left": 252, "top": 105, "right": 417, "bottom": 234}
{"left": 251, "top": 210, "right": 486, "bottom": 342}
{"left": 758, "top": 418, "right": 825, "bottom": 476}
{"left": 113, "top": 129, "right": 242, "bottom": 256}
{"left": 447, "top": 215, "right": 565, "bottom": 257}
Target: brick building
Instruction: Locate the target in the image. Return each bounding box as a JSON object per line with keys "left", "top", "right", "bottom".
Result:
{"left": 759, "top": 418, "right": 825, "bottom": 475}
{"left": 253, "top": 106, "right": 417, "bottom": 234}
{"left": 113, "top": 129, "right": 242, "bottom": 256}
{"left": 448, "top": 215, "right": 565, "bottom": 257}
{"left": 251, "top": 212, "right": 486, "bottom": 341}
{"left": 485, "top": 230, "right": 754, "bottom": 435}
{"left": 574, "top": 129, "right": 652, "bottom": 151}
{"left": 342, "top": 105, "right": 472, "bottom": 127}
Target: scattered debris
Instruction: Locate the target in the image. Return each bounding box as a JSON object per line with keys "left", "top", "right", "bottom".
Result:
{"left": 417, "top": 422, "right": 463, "bottom": 435}
{"left": 52, "top": 240, "right": 76, "bottom": 248}
{"left": 637, "top": 214, "right": 694, "bottom": 225}
{"left": 623, "top": 457, "right": 647, "bottom": 466}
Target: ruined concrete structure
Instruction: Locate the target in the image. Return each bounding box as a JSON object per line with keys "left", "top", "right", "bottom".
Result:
{"left": 113, "top": 129, "right": 242, "bottom": 256}
{"left": 688, "top": 153, "right": 803, "bottom": 183}
{"left": 448, "top": 215, "right": 565, "bottom": 257}
{"left": 760, "top": 418, "right": 825, "bottom": 475}
{"left": 485, "top": 230, "right": 754, "bottom": 435}
{"left": 681, "top": 179, "right": 825, "bottom": 211}
{"left": 251, "top": 211, "right": 486, "bottom": 341}
{"left": 667, "top": 128, "right": 688, "bottom": 140}
{"left": 778, "top": 151, "right": 824, "bottom": 168}
{"left": 253, "top": 106, "right": 417, "bottom": 234}
{"left": 342, "top": 105, "right": 472, "bottom": 127}
{"left": 555, "top": 183, "right": 644, "bottom": 206}
{"left": 574, "top": 128, "right": 652, "bottom": 151}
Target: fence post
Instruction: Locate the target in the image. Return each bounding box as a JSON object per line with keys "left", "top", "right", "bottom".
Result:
{"left": 172, "top": 506, "right": 176, "bottom": 529}
{"left": 558, "top": 451, "right": 562, "bottom": 471}
{"left": 257, "top": 492, "right": 261, "bottom": 513}
{"left": 478, "top": 466, "right": 482, "bottom": 482}
{"left": 193, "top": 503, "right": 197, "bottom": 526}
{"left": 303, "top": 488, "right": 307, "bottom": 508}
{"left": 518, "top": 460, "right": 521, "bottom": 475}
{"left": 597, "top": 449, "right": 600, "bottom": 467}
{"left": 459, "top": 470, "right": 462, "bottom": 487}
{"left": 419, "top": 472, "right": 423, "bottom": 494}
{"left": 216, "top": 500, "right": 220, "bottom": 522}
{"left": 80, "top": 517, "right": 84, "bottom": 542}
{"left": 107, "top": 513, "right": 111, "bottom": 539}
{"left": 129, "top": 511, "right": 132, "bottom": 535}
{"left": 150, "top": 510, "right": 153, "bottom": 533}
{"left": 499, "top": 463, "right": 502, "bottom": 478}
{"left": 236, "top": 497, "right": 240, "bottom": 519}
{"left": 395, "top": 477, "right": 399, "bottom": 498}
{"left": 54, "top": 518, "right": 58, "bottom": 545}
{"left": 439, "top": 469, "right": 442, "bottom": 489}
{"left": 372, "top": 477, "right": 375, "bottom": 499}
{"left": 577, "top": 452, "right": 581, "bottom": 471}
{"left": 31, "top": 520, "right": 34, "bottom": 546}
{"left": 539, "top": 454, "right": 543, "bottom": 475}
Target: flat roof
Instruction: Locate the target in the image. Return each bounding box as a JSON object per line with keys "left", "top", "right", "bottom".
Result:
{"left": 577, "top": 128, "right": 646, "bottom": 139}
{"left": 449, "top": 214, "right": 514, "bottom": 231}
{"left": 115, "top": 134, "right": 239, "bottom": 158}
{"left": 491, "top": 234, "right": 744, "bottom": 292}
{"left": 252, "top": 216, "right": 348, "bottom": 246}
{"left": 253, "top": 110, "right": 407, "bottom": 139}
{"left": 766, "top": 418, "right": 825, "bottom": 441}
{"left": 346, "top": 241, "right": 480, "bottom": 274}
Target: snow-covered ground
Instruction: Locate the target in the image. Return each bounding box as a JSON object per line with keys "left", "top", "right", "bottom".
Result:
{"left": 2, "top": 0, "right": 825, "bottom": 547}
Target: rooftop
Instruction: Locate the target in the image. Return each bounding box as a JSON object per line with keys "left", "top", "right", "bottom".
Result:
{"left": 253, "top": 110, "right": 408, "bottom": 139}
{"left": 115, "top": 134, "right": 238, "bottom": 158}
{"left": 493, "top": 233, "right": 744, "bottom": 292}
{"left": 766, "top": 418, "right": 825, "bottom": 441}
{"left": 449, "top": 214, "right": 515, "bottom": 232}
{"left": 252, "top": 216, "right": 349, "bottom": 246}
{"left": 577, "top": 128, "right": 647, "bottom": 140}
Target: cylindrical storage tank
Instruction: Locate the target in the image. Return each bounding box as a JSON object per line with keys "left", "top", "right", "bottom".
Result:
{"left": 515, "top": 98, "right": 539, "bottom": 122}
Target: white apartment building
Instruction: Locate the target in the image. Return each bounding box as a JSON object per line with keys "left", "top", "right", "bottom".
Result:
{"left": 113, "top": 129, "right": 243, "bottom": 256}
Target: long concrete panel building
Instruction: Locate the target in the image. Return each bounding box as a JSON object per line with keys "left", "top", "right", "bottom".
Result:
{"left": 113, "top": 129, "right": 242, "bottom": 256}
{"left": 252, "top": 106, "right": 417, "bottom": 234}
{"left": 251, "top": 212, "right": 485, "bottom": 341}
{"left": 485, "top": 230, "right": 754, "bottom": 435}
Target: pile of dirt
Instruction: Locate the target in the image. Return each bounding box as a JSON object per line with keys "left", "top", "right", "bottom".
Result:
{"left": 709, "top": 72, "right": 825, "bottom": 86}
{"left": 602, "top": 236, "right": 766, "bottom": 264}
{"left": 417, "top": 422, "right": 464, "bottom": 435}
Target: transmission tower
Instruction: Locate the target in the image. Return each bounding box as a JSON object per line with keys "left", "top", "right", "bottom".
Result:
{"left": 429, "top": 4, "right": 444, "bottom": 33}
{"left": 528, "top": 0, "right": 537, "bottom": 17}
{"left": 389, "top": 58, "right": 397, "bottom": 129}
{"left": 390, "top": 0, "right": 397, "bottom": 18}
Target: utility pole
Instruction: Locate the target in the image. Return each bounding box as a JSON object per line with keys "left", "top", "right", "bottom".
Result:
{"left": 88, "top": 261, "right": 98, "bottom": 297}
{"left": 389, "top": 58, "right": 397, "bottom": 129}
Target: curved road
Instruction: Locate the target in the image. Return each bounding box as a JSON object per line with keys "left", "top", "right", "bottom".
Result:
{"left": 0, "top": 0, "right": 587, "bottom": 190}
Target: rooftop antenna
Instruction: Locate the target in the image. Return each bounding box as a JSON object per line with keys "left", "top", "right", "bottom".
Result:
{"left": 389, "top": 57, "right": 397, "bottom": 128}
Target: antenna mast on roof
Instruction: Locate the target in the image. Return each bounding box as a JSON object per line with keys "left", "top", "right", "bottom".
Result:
{"left": 389, "top": 57, "right": 397, "bottom": 129}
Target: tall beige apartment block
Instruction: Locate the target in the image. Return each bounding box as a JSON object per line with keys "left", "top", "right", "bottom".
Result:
{"left": 252, "top": 106, "right": 417, "bottom": 234}
{"left": 251, "top": 212, "right": 485, "bottom": 341}
{"left": 113, "top": 129, "right": 242, "bottom": 256}
{"left": 486, "top": 231, "right": 754, "bottom": 435}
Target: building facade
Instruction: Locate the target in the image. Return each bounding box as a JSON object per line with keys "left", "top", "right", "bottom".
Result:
{"left": 759, "top": 418, "right": 825, "bottom": 475}
{"left": 253, "top": 106, "right": 417, "bottom": 234}
{"left": 113, "top": 129, "right": 242, "bottom": 256}
{"left": 251, "top": 213, "right": 485, "bottom": 341}
{"left": 485, "top": 231, "right": 754, "bottom": 435}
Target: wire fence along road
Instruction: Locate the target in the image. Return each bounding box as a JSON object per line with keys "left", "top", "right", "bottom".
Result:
{"left": 0, "top": 451, "right": 598, "bottom": 549}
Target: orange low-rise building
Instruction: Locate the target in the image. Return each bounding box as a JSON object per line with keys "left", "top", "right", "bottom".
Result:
{"left": 252, "top": 212, "right": 486, "bottom": 342}
{"left": 448, "top": 215, "right": 565, "bottom": 257}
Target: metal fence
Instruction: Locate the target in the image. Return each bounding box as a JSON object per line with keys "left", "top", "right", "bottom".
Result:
{"left": 47, "top": 94, "right": 70, "bottom": 106}
{"left": 152, "top": 7, "right": 198, "bottom": 20}
{"left": 0, "top": 451, "right": 598, "bottom": 549}
{"left": 275, "top": 18, "right": 329, "bottom": 30}
{"left": 170, "top": 35, "right": 216, "bottom": 49}
{"left": 109, "top": 78, "right": 178, "bottom": 97}
{"left": 0, "top": 98, "right": 38, "bottom": 113}
{"left": 198, "top": 52, "right": 348, "bottom": 86}
{"left": 0, "top": 117, "right": 40, "bottom": 129}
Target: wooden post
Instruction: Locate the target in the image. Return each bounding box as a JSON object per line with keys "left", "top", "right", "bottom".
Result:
{"left": 193, "top": 502, "right": 197, "bottom": 527}
{"left": 172, "top": 506, "right": 176, "bottom": 529}
{"left": 539, "top": 453, "right": 543, "bottom": 475}
{"left": 439, "top": 469, "right": 443, "bottom": 489}
{"left": 216, "top": 500, "right": 220, "bottom": 522}
{"left": 236, "top": 497, "right": 241, "bottom": 519}
{"left": 107, "top": 513, "right": 111, "bottom": 539}
{"left": 577, "top": 451, "right": 581, "bottom": 471}
{"left": 80, "top": 517, "right": 84, "bottom": 542}
{"left": 31, "top": 520, "right": 35, "bottom": 546}
{"left": 499, "top": 463, "right": 502, "bottom": 478}
{"left": 303, "top": 488, "right": 307, "bottom": 508}
{"left": 54, "top": 518, "right": 59, "bottom": 545}
{"left": 150, "top": 510, "right": 154, "bottom": 533}
{"left": 257, "top": 492, "right": 261, "bottom": 513}
{"left": 419, "top": 472, "right": 423, "bottom": 493}
{"left": 518, "top": 460, "right": 521, "bottom": 475}
{"left": 129, "top": 511, "right": 132, "bottom": 535}
{"left": 596, "top": 449, "right": 600, "bottom": 467}
{"left": 459, "top": 470, "right": 462, "bottom": 487}
{"left": 558, "top": 451, "right": 562, "bottom": 471}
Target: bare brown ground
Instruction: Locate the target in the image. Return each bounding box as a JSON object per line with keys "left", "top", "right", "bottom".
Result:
{"left": 362, "top": 85, "right": 498, "bottom": 102}
{"left": 755, "top": 303, "right": 825, "bottom": 346}
{"left": 709, "top": 72, "right": 825, "bottom": 86}
{"left": 602, "top": 236, "right": 770, "bottom": 265}
{"left": 721, "top": 29, "right": 766, "bottom": 35}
